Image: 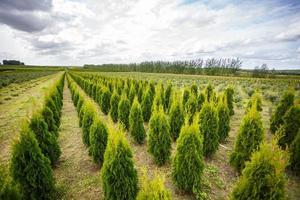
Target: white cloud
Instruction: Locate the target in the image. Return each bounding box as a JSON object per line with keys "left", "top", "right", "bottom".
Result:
{"left": 0, "top": 0, "right": 299, "bottom": 69}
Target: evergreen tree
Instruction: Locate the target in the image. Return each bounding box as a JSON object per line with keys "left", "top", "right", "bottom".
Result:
{"left": 225, "top": 86, "right": 234, "bottom": 116}
{"left": 109, "top": 90, "right": 120, "bottom": 123}
{"left": 270, "top": 90, "right": 294, "bottom": 134}
{"left": 118, "top": 94, "right": 131, "bottom": 129}
{"left": 182, "top": 87, "right": 190, "bottom": 109}
{"left": 198, "top": 101, "right": 219, "bottom": 156}
{"left": 172, "top": 120, "right": 204, "bottom": 194}
{"left": 169, "top": 94, "right": 184, "bottom": 141}
{"left": 205, "top": 83, "right": 214, "bottom": 102}
{"left": 141, "top": 89, "right": 152, "bottom": 122}
{"left": 290, "top": 130, "right": 300, "bottom": 174}
{"left": 164, "top": 81, "right": 172, "bottom": 112}
{"left": 100, "top": 87, "right": 111, "bottom": 115}
{"left": 101, "top": 127, "right": 138, "bottom": 200}
{"left": 230, "top": 105, "right": 264, "bottom": 172}
{"left": 128, "top": 84, "right": 136, "bottom": 105}
{"left": 148, "top": 107, "right": 172, "bottom": 165}
{"left": 230, "top": 142, "right": 287, "bottom": 200}
{"left": 89, "top": 117, "right": 108, "bottom": 166}
{"left": 217, "top": 95, "right": 230, "bottom": 142}
{"left": 10, "top": 124, "right": 55, "bottom": 200}
{"left": 41, "top": 106, "right": 58, "bottom": 137}
{"left": 82, "top": 101, "right": 96, "bottom": 146}
{"left": 245, "top": 92, "right": 262, "bottom": 113}
{"left": 129, "top": 98, "right": 146, "bottom": 144}
{"left": 196, "top": 92, "right": 205, "bottom": 111}
{"left": 0, "top": 164, "right": 21, "bottom": 200}
{"left": 191, "top": 82, "right": 198, "bottom": 96}
{"left": 186, "top": 93, "right": 197, "bottom": 124}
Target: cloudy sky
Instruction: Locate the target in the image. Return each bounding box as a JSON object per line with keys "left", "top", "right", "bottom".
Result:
{"left": 0, "top": 0, "right": 299, "bottom": 69}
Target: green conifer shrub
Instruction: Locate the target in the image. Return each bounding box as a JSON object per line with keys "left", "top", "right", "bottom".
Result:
{"left": 230, "top": 141, "right": 287, "bottom": 200}
{"left": 128, "top": 84, "right": 136, "bottom": 105}
{"left": 191, "top": 82, "right": 198, "bottom": 96}
{"left": 270, "top": 90, "right": 294, "bottom": 133}
{"left": 245, "top": 92, "right": 262, "bottom": 113}
{"left": 0, "top": 164, "right": 21, "bottom": 200}
{"left": 137, "top": 169, "right": 171, "bottom": 200}
{"left": 230, "top": 106, "right": 264, "bottom": 172}
{"left": 205, "top": 83, "right": 214, "bottom": 102}
{"left": 129, "top": 98, "right": 146, "bottom": 144}
{"left": 196, "top": 92, "right": 205, "bottom": 111}
{"left": 100, "top": 87, "right": 111, "bottom": 115}
{"left": 45, "top": 98, "right": 60, "bottom": 126}
{"left": 82, "top": 101, "right": 96, "bottom": 146}
{"left": 109, "top": 90, "right": 120, "bottom": 123}
{"left": 89, "top": 117, "right": 108, "bottom": 166}
{"left": 41, "top": 106, "right": 58, "bottom": 137}
{"left": 30, "top": 113, "right": 61, "bottom": 165}
{"left": 101, "top": 127, "right": 138, "bottom": 200}
{"left": 169, "top": 94, "right": 184, "bottom": 141}
{"left": 118, "top": 94, "right": 131, "bottom": 129}
{"left": 182, "top": 87, "right": 190, "bottom": 108}
{"left": 198, "top": 102, "right": 219, "bottom": 156}
{"left": 225, "top": 87, "right": 234, "bottom": 116}
{"left": 290, "top": 130, "right": 300, "bottom": 174}
{"left": 164, "top": 81, "right": 172, "bottom": 112}
{"left": 186, "top": 94, "right": 197, "bottom": 124}
{"left": 148, "top": 107, "right": 172, "bottom": 165}
{"left": 172, "top": 120, "right": 204, "bottom": 194}
{"left": 141, "top": 89, "right": 152, "bottom": 122}
{"left": 10, "top": 124, "right": 55, "bottom": 200}
{"left": 217, "top": 95, "right": 230, "bottom": 142}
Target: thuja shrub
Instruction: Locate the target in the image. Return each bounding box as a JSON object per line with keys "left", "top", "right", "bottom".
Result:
{"left": 172, "top": 120, "right": 204, "bottom": 194}
{"left": 245, "top": 92, "right": 262, "bottom": 113}
{"left": 76, "top": 96, "right": 84, "bottom": 113}
{"left": 10, "top": 124, "right": 55, "bottom": 200}
{"left": 100, "top": 87, "right": 111, "bottom": 115}
{"left": 89, "top": 116, "right": 108, "bottom": 166}
{"left": 129, "top": 98, "right": 146, "bottom": 144}
{"left": 0, "top": 164, "right": 21, "bottom": 200}
{"left": 101, "top": 127, "right": 138, "bottom": 200}
{"left": 197, "top": 92, "right": 205, "bottom": 111}
{"left": 137, "top": 169, "right": 171, "bottom": 200}
{"left": 141, "top": 89, "right": 152, "bottom": 122}
{"left": 118, "top": 94, "right": 131, "bottom": 129}
{"left": 198, "top": 101, "right": 219, "bottom": 157}
{"left": 169, "top": 94, "right": 184, "bottom": 141}
{"left": 290, "top": 130, "right": 300, "bottom": 173}
{"left": 278, "top": 105, "right": 300, "bottom": 148}
{"left": 41, "top": 106, "right": 58, "bottom": 137}
{"left": 109, "top": 90, "right": 120, "bottom": 123}
{"left": 217, "top": 95, "right": 230, "bottom": 142}
{"left": 270, "top": 90, "right": 294, "bottom": 134}
{"left": 45, "top": 98, "right": 60, "bottom": 126}
{"left": 128, "top": 84, "right": 136, "bottom": 105}
{"left": 230, "top": 141, "right": 287, "bottom": 200}
{"left": 148, "top": 107, "right": 172, "bottom": 166}
{"left": 191, "top": 82, "right": 198, "bottom": 96}
{"left": 205, "top": 83, "right": 214, "bottom": 102}
{"left": 152, "top": 83, "right": 164, "bottom": 112}
{"left": 186, "top": 93, "right": 197, "bottom": 124}
{"left": 225, "top": 86, "right": 234, "bottom": 116}
{"left": 182, "top": 87, "right": 190, "bottom": 108}
{"left": 230, "top": 106, "right": 264, "bottom": 172}
{"left": 82, "top": 101, "right": 96, "bottom": 146}
{"left": 30, "top": 113, "right": 61, "bottom": 165}
{"left": 164, "top": 81, "right": 172, "bottom": 112}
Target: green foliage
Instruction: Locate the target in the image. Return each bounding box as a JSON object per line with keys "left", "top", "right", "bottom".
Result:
{"left": 245, "top": 92, "right": 262, "bottom": 113}
{"left": 164, "top": 81, "right": 172, "bottom": 112}
{"left": 137, "top": 170, "right": 171, "bottom": 200}
{"left": 230, "top": 107, "right": 264, "bottom": 172}
{"left": 118, "top": 94, "right": 131, "bottom": 129}
{"left": 128, "top": 84, "right": 136, "bottom": 105}
{"left": 81, "top": 101, "right": 96, "bottom": 146}
{"left": 45, "top": 98, "right": 60, "bottom": 126}
{"left": 152, "top": 83, "right": 164, "bottom": 111}
{"left": 191, "top": 82, "right": 198, "bottom": 96}
{"left": 270, "top": 90, "right": 294, "bottom": 134}
{"left": 76, "top": 96, "right": 84, "bottom": 113}
{"left": 29, "top": 113, "right": 61, "bottom": 165}
{"left": 141, "top": 89, "right": 152, "bottom": 122}
{"left": 41, "top": 106, "right": 58, "bottom": 137}
{"left": 0, "top": 165, "right": 21, "bottom": 200}
{"left": 100, "top": 87, "right": 111, "bottom": 115}
{"left": 197, "top": 92, "right": 205, "bottom": 111}
{"left": 230, "top": 142, "right": 287, "bottom": 200}
{"left": 225, "top": 87, "right": 234, "bottom": 116}
{"left": 198, "top": 102, "right": 219, "bottom": 157}
{"left": 148, "top": 107, "right": 172, "bottom": 165}
{"left": 89, "top": 117, "right": 108, "bottom": 166}
{"left": 169, "top": 94, "right": 184, "bottom": 141}
{"left": 129, "top": 98, "right": 146, "bottom": 144}
{"left": 10, "top": 124, "right": 55, "bottom": 200}
{"left": 278, "top": 105, "right": 300, "bottom": 148}
{"left": 109, "top": 90, "right": 120, "bottom": 123}
{"left": 217, "top": 95, "right": 230, "bottom": 142}
{"left": 290, "top": 130, "right": 300, "bottom": 173}
{"left": 205, "top": 83, "right": 214, "bottom": 102}
{"left": 101, "top": 127, "right": 138, "bottom": 200}
{"left": 186, "top": 93, "right": 197, "bottom": 124}
{"left": 182, "top": 87, "right": 190, "bottom": 108}
{"left": 172, "top": 121, "right": 204, "bottom": 194}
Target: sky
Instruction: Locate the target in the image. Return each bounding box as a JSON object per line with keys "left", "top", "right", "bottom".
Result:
{"left": 0, "top": 0, "right": 299, "bottom": 69}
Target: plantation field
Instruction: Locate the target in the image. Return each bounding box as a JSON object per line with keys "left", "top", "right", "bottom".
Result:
{"left": 0, "top": 70, "right": 300, "bottom": 200}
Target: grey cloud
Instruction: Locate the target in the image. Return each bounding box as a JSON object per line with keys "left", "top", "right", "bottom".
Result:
{"left": 0, "top": 0, "right": 52, "bottom": 12}
{"left": 31, "top": 39, "right": 73, "bottom": 55}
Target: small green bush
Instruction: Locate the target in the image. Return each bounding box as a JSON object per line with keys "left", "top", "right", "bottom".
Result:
{"left": 109, "top": 90, "right": 120, "bottom": 123}
{"left": 197, "top": 92, "right": 205, "bottom": 111}
{"left": 230, "top": 141, "right": 287, "bottom": 200}
{"left": 290, "top": 130, "right": 300, "bottom": 174}
{"left": 217, "top": 95, "right": 230, "bottom": 142}
{"left": 270, "top": 90, "right": 294, "bottom": 134}
{"left": 30, "top": 113, "right": 61, "bottom": 165}
{"left": 148, "top": 107, "right": 172, "bottom": 165}
{"left": 100, "top": 87, "right": 111, "bottom": 115}
{"left": 164, "top": 81, "right": 172, "bottom": 112}
{"left": 82, "top": 101, "right": 96, "bottom": 146}
{"left": 169, "top": 94, "right": 184, "bottom": 141}
{"left": 41, "top": 106, "right": 58, "bottom": 137}
{"left": 141, "top": 89, "right": 152, "bottom": 122}
{"left": 172, "top": 120, "right": 204, "bottom": 194}
{"left": 205, "top": 83, "right": 214, "bottom": 102}
{"left": 278, "top": 105, "right": 300, "bottom": 148}
{"left": 198, "top": 101, "right": 219, "bottom": 157}
{"left": 10, "top": 124, "right": 55, "bottom": 200}
{"left": 225, "top": 87, "right": 234, "bottom": 116}
{"left": 45, "top": 98, "right": 60, "bottom": 126}
{"left": 89, "top": 117, "right": 108, "bottom": 166}
{"left": 186, "top": 93, "right": 197, "bottom": 124}
{"left": 230, "top": 106, "right": 264, "bottom": 172}
{"left": 137, "top": 169, "right": 171, "bottom": 200}
{"left": 101, "top": 127, "right": 138, "bottom": 200}
{"left": 129, "top": 98, "right": 146, "bottom": 144}
{"left": 118, "top": 94, "right": 131, "bottom": 129}
{"left": 0, "top": 164, "right": 21, "bottom": 200}
{"left": 128, "top": 84, "right": 136, "bottom": 105}
{"left": 182, "top": 87, "right": 190, "bottom": 108}
{"left": 191, "top": 82, "right": 198, "bottom": 96}
{"left": 245, "top": 92, "right": 262, "bottom": 113}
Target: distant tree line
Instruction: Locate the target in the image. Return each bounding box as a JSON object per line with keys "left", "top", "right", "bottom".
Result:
{"left": 84, "top": 58, "right": 243, "bottom": 75}
{"left": 252, "top": 64, "right": 276, "bottom": 78}
{"left": 2, "top": 60, "right": 25, "bottom": 65}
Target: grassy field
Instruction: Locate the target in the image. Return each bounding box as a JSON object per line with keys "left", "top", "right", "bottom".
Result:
{"left": 1, "top": 70, "right": 299, "bottom": 199}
